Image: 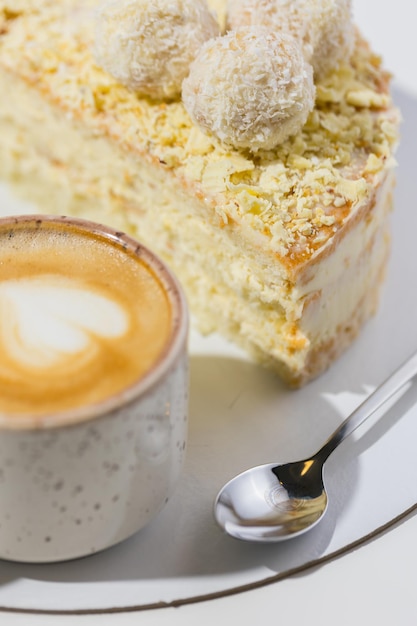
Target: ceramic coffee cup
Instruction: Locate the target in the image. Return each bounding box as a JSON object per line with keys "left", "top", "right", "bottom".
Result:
{"left": 0, "top": 214, "right": 188, "bottom": 562}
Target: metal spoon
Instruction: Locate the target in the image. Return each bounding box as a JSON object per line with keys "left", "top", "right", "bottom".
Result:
{"left": 214, "top": 350, "right": 417, "bottom": 542}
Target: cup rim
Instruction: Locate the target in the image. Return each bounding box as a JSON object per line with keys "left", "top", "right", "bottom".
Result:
{"left": 0, "top": 214, "right": 189, "bottom": 431}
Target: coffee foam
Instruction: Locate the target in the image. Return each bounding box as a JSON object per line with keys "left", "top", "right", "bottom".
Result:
{"left": 0, "top": 221, "right": 173, "bottom": 416}
{"left": 0, "top": 276, "right": 129, "bottom": 370}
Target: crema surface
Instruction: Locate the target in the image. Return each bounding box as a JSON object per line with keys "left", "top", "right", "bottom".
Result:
{"left": 0, "top": 221, "right": 172, "bottom": 416}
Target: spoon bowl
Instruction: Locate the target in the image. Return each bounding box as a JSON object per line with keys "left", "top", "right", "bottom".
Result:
{"left": 215, "top": 462, "right": 328, "bottom": 542}
{"left": 214, "top": 350, "right": 417, "bottom": 542}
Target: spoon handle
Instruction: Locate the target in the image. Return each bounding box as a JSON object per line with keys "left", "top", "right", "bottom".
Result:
{"left": 316, "top": 349, "right": 417, "bottom": 463}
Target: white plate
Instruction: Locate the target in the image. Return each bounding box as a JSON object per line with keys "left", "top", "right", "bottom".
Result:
{"left": 0, "top": 84, "right": 416, "bottom": 616}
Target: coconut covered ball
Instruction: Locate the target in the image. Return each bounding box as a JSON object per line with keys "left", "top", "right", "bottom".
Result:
{"left": 226, "top": 0, "right": 355, "bottom": 79}
{"left": 94, "top": 0, "right": 220, "bottom": 100}
{"left": 227, "top": 0, "right": 306, "bottom": 42}
{"left": 182, "top": 27, "right": 315, "bottom": 152}
{"left": 307, "top": 0, "right": 355, "bottom": 79}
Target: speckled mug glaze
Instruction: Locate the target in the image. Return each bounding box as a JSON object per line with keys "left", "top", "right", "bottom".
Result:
{"left": 0, "top": 215, "right": 188, "bottom": 563}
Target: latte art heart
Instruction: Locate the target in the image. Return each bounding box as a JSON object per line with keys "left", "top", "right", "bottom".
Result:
{"left": 0, "top": 220, "right": 173, "bottom": 416}
{"left": 0, "top": 275, "right": 129, "bottom": 372}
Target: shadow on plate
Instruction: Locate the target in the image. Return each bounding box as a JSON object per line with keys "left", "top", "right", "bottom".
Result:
{"left": 1, "top": 348, "right": 415, "bottom": 589}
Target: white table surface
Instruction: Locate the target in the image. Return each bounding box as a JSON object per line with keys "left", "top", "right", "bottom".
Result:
{"left": 2, "top": 1, "right": 417, "bottom": 624}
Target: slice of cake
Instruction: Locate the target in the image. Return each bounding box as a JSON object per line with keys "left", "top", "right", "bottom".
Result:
{"left": 0, "top": 0, "right": 400, "bottom": 385}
